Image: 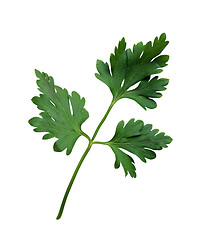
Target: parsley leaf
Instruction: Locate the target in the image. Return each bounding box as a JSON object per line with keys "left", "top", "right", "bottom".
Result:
{"left": 106, "top": 119, "right": 172, "bottom": 177}
{"left": 124, "top": 76, "right": 169, "bottom": 109}
{"left": 95, "top": 33, "right": 169, "bottom": 108}
{"left": 112, "top": 147, "right": 136, "bottom": 178}
{"left": 29, "top": 70, "right": 89, "bottom": 155}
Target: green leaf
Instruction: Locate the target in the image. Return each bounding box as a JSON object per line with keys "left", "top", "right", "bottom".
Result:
{"left": 29, "top": 70, "right": 89, "bottom": 155}
{"left": 111, "top": 146, "right": 136, "bottom": 178}
{"left": 123, "top": 76, "right": 169, "bottom": 110}
{"left": 95, "top": 33, "right": 169, "bottom": 108}
{"left": 107, "top": 119, "right": 172, "bottom": 177}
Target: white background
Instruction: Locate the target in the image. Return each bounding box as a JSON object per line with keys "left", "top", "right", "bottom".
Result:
{"left": 1, "top": 0, "right": 213, "bottom": 239}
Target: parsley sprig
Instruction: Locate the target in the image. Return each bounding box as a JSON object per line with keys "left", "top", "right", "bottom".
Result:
{"left": 29, "top": 33, "right": 172, "bottom": 219}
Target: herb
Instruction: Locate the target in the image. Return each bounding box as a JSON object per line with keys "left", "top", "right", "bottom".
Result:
{"left": 29, "top": 33, "right": 172, "bottom": 220}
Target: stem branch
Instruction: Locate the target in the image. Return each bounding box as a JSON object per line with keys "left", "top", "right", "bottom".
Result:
{"left": 91, "top": 100, "right": 115, "bottom": 141}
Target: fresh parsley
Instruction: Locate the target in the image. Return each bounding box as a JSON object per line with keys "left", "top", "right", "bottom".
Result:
{"left": 29, "top": 33, "right": 172, "bottom": 220}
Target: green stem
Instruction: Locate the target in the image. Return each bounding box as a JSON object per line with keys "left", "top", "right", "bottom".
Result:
{"left": 93, "top": 141, "right": 109, "bottom": 145}
{"left": 56, "top": 141, "right": 92, "bottom": 220}
{"left": 56, "top": 99, "right": 116, "bottom": 220}
{"left": 91, "top": 100, "right": 115, "bottom": 141}
{"left": 80, "top": 131, "right": 91, "bottom": 142}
